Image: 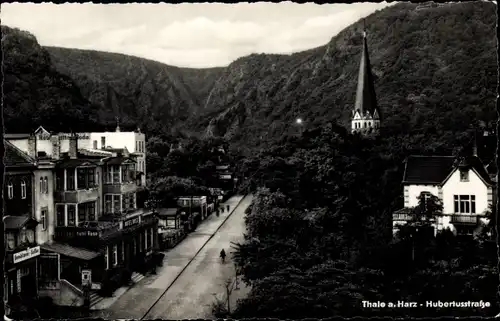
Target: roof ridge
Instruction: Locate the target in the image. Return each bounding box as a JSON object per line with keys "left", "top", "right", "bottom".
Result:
{"left": 4, "top": 139, "right": 35, "bottom": 164}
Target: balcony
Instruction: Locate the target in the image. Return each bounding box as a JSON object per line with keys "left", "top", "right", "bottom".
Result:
{"left": 450, "top": 214, "right": 479, "bottom": 225}
{"left": 54, "top": 188, "right": 99, "bottom": 203}
{"left": 393, "top": 213, "right": 414, "bottom": 221}
{"left": 54, "top": 222, "right": 121, "bottom": 248}
{"left": 103, "top": 181, "right": 137, "bottom": 194}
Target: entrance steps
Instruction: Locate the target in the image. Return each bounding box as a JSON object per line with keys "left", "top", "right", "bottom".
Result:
{"left": 89, "top": 272, "right": 144, "bottom": 308}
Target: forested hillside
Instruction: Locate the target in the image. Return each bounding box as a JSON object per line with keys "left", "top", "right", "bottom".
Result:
{"left": 45, "top": 47, "right": 224, "bottom": 135}
{"left": 3, "top": 1, "right": 497, "bottom": 150}
{"left": 2, "top": 26, "right": 102, "bottom": 133}
{"left": 198, "top": 1, "right": 497, "bottom": 149}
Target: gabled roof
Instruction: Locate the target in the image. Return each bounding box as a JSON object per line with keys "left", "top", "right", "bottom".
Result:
{"left": 353, "top": 30, "right": 380, "bottom": 119}
{"left": 402, "top": 156, "right": 456, "bottom": 184}
{"left": 4, "top": 140, "right": 35, "bottom": 168}
{"left": 403, "top": 155, "right": 495, "bottom": 186}
{"left": 34, "top": 126, "right": 50, "bottom": 136}
{"left": 4, "top": 215, "right": 39, "bottom": 230}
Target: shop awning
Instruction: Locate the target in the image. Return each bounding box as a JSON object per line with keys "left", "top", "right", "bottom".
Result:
{"left": 40, "top": 243, "right": 101, "bottom": 261}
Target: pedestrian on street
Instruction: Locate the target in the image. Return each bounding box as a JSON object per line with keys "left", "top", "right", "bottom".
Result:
{"left": 216, "top": 209, "right": 220, "bottom": 217}
{"left": 226, "top": 205, "right": 230, "bottom": 212}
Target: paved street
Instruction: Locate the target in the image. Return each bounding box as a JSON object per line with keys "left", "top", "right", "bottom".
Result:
{"left": 97, "top": 194, "right": 253, "bottom": 320}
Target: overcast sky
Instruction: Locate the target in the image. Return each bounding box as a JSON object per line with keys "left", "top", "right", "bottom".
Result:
{"left": 2, "top": 2, "right": 392, "bottom": 68}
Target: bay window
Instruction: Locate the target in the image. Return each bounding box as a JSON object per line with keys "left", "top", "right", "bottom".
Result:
{"left": 112, "top": 166, "right": 120, "bottom": 183}
{"left": 113, "top": 195, "right": 121, "bottom": 213}
{"left": 78, "top": 203, "right": 87, "bottom": 223}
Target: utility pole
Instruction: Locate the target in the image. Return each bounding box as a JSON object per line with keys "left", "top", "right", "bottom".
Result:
{"left": 225, "top": 279, "right": 232, "bottom": 314}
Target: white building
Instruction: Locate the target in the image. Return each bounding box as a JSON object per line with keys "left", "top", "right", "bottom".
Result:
{"left": 393, "top": 154, "right": 496, "bottom": 237}
{"left": 7, "top": 125, "right": 147, "bottom": 186}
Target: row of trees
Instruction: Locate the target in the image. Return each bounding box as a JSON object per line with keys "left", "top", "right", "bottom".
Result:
{"left": 230, "top": 122, "right": 498, "bottom": 318}
{"left": 142, "top": 135, "right": 233, "bottom": 206}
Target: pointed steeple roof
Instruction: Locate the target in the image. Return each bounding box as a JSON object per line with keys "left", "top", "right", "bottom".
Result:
{"left": 353, "top": 23, "right": 380, "bottom": 119}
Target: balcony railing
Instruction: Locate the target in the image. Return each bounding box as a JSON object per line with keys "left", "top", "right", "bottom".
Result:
{"left": 54, "top": 188, "right": 99, "bottom": 203}
{"left": 103, "top": 181, "right": 137, "bottom": 194}
{"left": 55, "top": 208, "right": 157, "bottom": 245}
{"left": 450, "top": 214, "right": 479, "bottom": 225}
{"left": 393, "top": 213, "right": 414, "bottom": 221}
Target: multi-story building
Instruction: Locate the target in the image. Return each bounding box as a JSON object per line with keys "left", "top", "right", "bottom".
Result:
{"left": 393, "top": 145, "right": 497, "bottom": 236}
{"left": 3, "top": 140, "right": 40, "bottom": 315}
{"left": 4, "top": 127, "right": 157, "bottom": 306}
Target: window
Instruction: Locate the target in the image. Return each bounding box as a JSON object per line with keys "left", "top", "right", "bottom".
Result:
{"left": 93, "top": 140, "right": 98, "bottom": 149}
{"left": 101, "top": 137, "right": 106, "bottom": 149}
{"left": 78, "top": 203, "right": 86, "bottom": 223}
{"left": 460, "top": 170, "right": 469, "bottom": 182}
{"left": 454, "top": 195, "right": 476, "bottom": 214}
{"left": 113, "top": 195, "right": 121, "bottom": 213}
{"left": 88, "top": 202, "right": 96, "bottom": 221}
{"left": 112, "top": 245, "right": 118, "bottom": 267}
{"left": 21, "top": 180, "right": 26, "bottom": 199}
{"left": 55, "top": 170, "right": 64, "bottom": 191}
{"left": 122, "top": 194, "right": 128, "bottom": 211}
{"left": 56, "top": 205, "right": 65, "bottom": 226}
{"left": 7, "top": 232, "right": 15, "bottom": 250}
{"left": 77, "top": 168, "right": 86, "bottom": 189}
{"left": 66, "top": 170, "right": 75, "bottom": 191}
{"left": 87, "top": 168, "right": 95, "bottom": 187}
{"left": 41, "top": 207, "right": 48, "bottom": 230}
{"left": 105, "top": 195, "right": 113, "bottom": 214}
{"left": 44, "top": 177, "right": 49, "bottom": 193}
{"left": 150, "top": 228, "right": 154, "bottom": 248}
{"left": 136, "top": 141, "right": 139, "bottom": 152}
{"left": 40, "top": 177, "right": 44, "bottom": 194}
{"left": 145, "top": 229, "right": 149, "bottom": 249}
{"left": 104, "top": 247, "right": 109, "bottom": 270}
{"left": 67, "top": 205, "right": 76, "bottom": 226}
{"left": 7, "top": 182, "right": 14, "bottom": 199}
{"left": 112, "top": 166, "right": 120, "bottom": 183}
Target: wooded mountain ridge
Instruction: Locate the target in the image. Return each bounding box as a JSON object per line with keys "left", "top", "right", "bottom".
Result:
{"left": 3, "top": 2, "right": 497, "bottom": 150}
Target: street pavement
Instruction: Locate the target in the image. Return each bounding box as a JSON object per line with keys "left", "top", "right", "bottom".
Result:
{"left": 96, "top": 194, "right": 253, "bottom": 320}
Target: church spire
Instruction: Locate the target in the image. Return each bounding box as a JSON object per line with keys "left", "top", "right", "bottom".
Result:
{"left": 351, "top": 20, "right": 381, "bottom": 134}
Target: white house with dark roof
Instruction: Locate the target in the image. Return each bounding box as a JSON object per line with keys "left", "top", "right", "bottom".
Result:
{"left": 393, "top": 152, "right": 496, "bottom": 237}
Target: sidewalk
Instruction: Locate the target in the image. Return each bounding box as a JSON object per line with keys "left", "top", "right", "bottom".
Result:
{"left": 91, "top": 195, "right": 246, "bottom": 314}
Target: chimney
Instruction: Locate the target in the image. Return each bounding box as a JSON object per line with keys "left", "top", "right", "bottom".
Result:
{"left": 69, "top": 133, "right": 78, "bottom": 159}
{"left": 50, "top": 135, "right": 61, "bottom": 160}
{"left": 27, "top": 134, "right": 36, "bottom": 158}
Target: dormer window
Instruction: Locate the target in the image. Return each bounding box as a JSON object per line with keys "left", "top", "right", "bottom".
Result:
{"left": 460, "top": 170, "right": 469, "bottom": 182}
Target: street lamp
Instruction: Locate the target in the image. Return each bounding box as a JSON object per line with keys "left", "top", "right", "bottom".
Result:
{"left": 296, "top": 118, "right": 303, "bottom": 125}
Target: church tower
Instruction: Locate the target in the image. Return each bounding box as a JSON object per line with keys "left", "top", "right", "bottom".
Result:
{"left": 351, "top": 25, "right": 381, "bottom": 134}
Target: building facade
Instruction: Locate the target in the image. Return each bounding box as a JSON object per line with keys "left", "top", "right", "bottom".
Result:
{"left": 4, "top": 127, "right": 156, "bottom": 306}
{"left": 393, "top": 152, "right": 496, "bottom": 236}
{"left": 3, "top": 140, "right": 40, "bottom": 315}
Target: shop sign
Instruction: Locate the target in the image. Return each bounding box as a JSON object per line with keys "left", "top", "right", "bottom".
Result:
{"left": 220, "top": 174, "right": 232, "bottom": 180}
{"left": 91, "top": 283, "right": 101, "bottom": 290}
{"left": 124, "top": 217, "right": 140, "bottom": 228}
{"left": 81, "top": 269, "right": 92, "bottom": 286}
{"left": 13, "top": 246, "right": 40, "bottom": 264}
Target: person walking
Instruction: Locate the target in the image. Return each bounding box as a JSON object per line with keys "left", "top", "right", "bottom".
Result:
{"left": 226, "top": 205, "right": 230, "bottom": 212}
{"left": 220, "top": 249, "right": 226, "bottom": 263}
